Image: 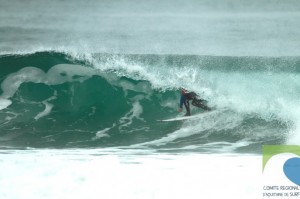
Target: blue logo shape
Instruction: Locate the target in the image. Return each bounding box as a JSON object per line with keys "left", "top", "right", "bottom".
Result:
{"left": 283, "top": 157, "right": 300, "bottom": 186}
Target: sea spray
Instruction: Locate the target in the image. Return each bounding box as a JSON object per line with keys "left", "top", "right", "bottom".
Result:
{"left": 0, "top": 51, "right": 296, "bottom": 150}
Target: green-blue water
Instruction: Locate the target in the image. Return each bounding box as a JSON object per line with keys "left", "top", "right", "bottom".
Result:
{"left": 0, "top": 51, "right": 298, "bottom": 151}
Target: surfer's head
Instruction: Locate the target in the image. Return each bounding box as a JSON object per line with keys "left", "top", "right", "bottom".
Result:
{"left": 181, "top": 88, "right": 187, "bottom": 95}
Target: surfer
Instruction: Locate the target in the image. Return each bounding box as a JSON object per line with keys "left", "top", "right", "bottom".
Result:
{"left": 178, "top": 89, "right": 211, "bottom": 116}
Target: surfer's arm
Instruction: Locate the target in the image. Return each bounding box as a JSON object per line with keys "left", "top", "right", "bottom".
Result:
{"left": 178, "top": 95, "right": 185, "bottom": 112}
{"left": 179, "top": 95, "right": 185, "bottom": 108}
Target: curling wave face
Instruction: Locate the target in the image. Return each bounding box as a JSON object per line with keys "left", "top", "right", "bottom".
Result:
{"left": 0, "top": 51, "right": 299, "bottom": 151}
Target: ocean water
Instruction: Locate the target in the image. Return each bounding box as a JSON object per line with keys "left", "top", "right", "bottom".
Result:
{"left": 0, "top": 0, "right": 300, "bottom": 198}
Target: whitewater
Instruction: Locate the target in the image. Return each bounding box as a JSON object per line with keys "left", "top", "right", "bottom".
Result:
{"left": 1, "top": 0, "right": 300, "bottom": 198}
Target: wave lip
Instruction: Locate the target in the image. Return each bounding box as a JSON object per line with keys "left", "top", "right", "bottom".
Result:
{"left": 0, "top": 51, "right": 297, "bottom": 151}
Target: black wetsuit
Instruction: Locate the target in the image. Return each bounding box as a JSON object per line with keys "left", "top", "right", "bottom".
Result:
{"left": 180, "top": 92, "right": 211, "bottom": 116}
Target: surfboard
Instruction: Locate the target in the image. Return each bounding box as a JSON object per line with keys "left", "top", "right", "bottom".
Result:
{"left": 157, "top": 112, "right": 208, "bottom": 122}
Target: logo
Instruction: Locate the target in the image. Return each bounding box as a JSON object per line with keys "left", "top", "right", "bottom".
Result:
{"left": 262, "top": 145, "right": 300, "bottom": 198}
{"left": 263, "top": 145, "right": 300, "bottom": 186}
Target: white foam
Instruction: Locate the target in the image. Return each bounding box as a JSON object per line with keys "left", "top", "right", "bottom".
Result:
{"left": 34, "top": 92, "right": 57, "bottom": 120}
{"left": 1, "top": 67, "right": 45, "bottom": 99}
{"left": 119, "top": 99, "right": 145, "bottom": 131}
{"left": 0, "top": 98, "right": 12, "bottom": 110}
{"left": 95, "top": 56, "right": 300, "bottom": 138}
{"left": 200, "top": 139, "right": 251, "bottom": 153}
{"left": 0, "top": 64, "right": 97, "bottom": 111}
{"left": 92, "top": 128, "right": 111, "bottom": 141}
{"left": 136, "top": 110, "right": 243, "bottom": 147}
{"left": 46, "top": 64, "right": 95, "bottom": 85}
{"left": 0, "top": 149, "right": 261, "bottom": 199}
{"left": 117, "top": 80, "right": 153, "bottom": 98}
{"left": 286, "top": 120, "right": 300, "bottom": 145}
{"left": 34, "top": 102, "right": 53, "bottom": 120}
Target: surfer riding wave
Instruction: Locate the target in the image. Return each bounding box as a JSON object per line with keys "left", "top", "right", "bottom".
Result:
{"left": 178, "top": 89, "right": 211, "bottom": 116}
